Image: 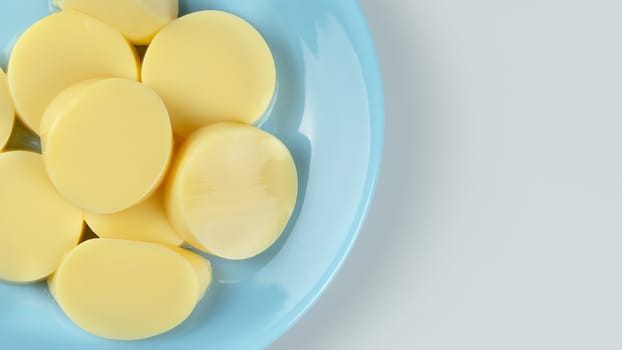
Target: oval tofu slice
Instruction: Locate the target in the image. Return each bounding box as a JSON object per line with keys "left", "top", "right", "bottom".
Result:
{"left": 142, "top": 11, "right": 276, "bottom": 138}
{"left": 54, "top": 0, "right": 178, "bottom": 45}
{"left": 166, "top": 123, "right": 298, "bottom": 260}
{"left": 84, "top": 191, "right": 183, "bottom": 246}
{"left": 40, "top": 78, "right": 173, "bottom": 214}
{"left": 8, "top": 11, "right": 138, "bottom": 133}
{"left": 0, "top": 151, "right": 83, "bottom": 283}
{"left": 49, "top": 239, "right": 211, "bottom": 340}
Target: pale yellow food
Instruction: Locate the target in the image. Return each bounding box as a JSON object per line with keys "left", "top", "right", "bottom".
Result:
{"left": 0, "top": 151, "right": 83, "bottom": 283}
{"left": 142, "top": 10, "right": 276, "bottom": 138}
{"left": 54, "top": 0, "right": 178, "bottom": 45}
{"left": 166, "top": 123, "right": 298, "bottom": 260}
{"left": 0, "top": 68, "right": 14, "bottom": 150}
{"left": 173, "top": 247, "right": 212, "bottom": 298}
{"left": 49, "top": 239, "right": 211, "bottom": 340}
{"left": 41, "top": 78, "right": 173, "bottom": 214}
{"left": 8, "top": 10, "right": 139, "bottom": 133}
{"left": 84, "top": 191, "right": 183, "bottom": 246}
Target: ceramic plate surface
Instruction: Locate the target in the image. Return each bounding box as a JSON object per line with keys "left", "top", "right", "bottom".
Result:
{"left": 0, "top": 0, "right": 383, "bottom": 349}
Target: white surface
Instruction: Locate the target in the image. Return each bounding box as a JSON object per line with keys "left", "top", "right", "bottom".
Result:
{"left": 271, "top": 0, "right": 622, "bottom": 349}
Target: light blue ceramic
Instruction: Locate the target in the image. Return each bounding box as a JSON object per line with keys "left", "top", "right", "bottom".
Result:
{"left": 0, "top": 0, "right": 384, "bottom": 349}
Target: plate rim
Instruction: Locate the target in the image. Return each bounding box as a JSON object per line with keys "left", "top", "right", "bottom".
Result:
{"left": 262, "top": 1, "right": 385, "bottom": 348}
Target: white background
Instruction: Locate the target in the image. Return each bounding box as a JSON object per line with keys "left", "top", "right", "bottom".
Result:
{"left": 272, "top": 0, "right": 622, "bottom": 349}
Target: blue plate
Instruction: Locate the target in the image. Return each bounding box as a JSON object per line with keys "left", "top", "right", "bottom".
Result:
{"left": 0, "top": 0, "right": 383, "bottom": 349}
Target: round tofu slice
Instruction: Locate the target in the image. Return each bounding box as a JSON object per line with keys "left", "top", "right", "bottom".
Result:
{"left": 166, "top": 123, "right": 298, "bottom": 260}
{"left": 40, "top": 78, "right": 173, "bottom": 214}
{"left": 8, "top": 10, "right": 139, "bottom": 134}
{"left": 49, "top": 239, "right": 211, "bottom": 340}
{"left": 54, "top": 0, "right": 178, "bottom": 45}
{"left": 84, "top": 191, "right": 183, "bottom": 246}
{"left": 0, "top": 68, "right": 14, "bottom": 150}
{"left": 0, "top": 151, "right": 83, "bottom": 283}
{"left": 142, "top": 11, "right": 276, "bottom": 138}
